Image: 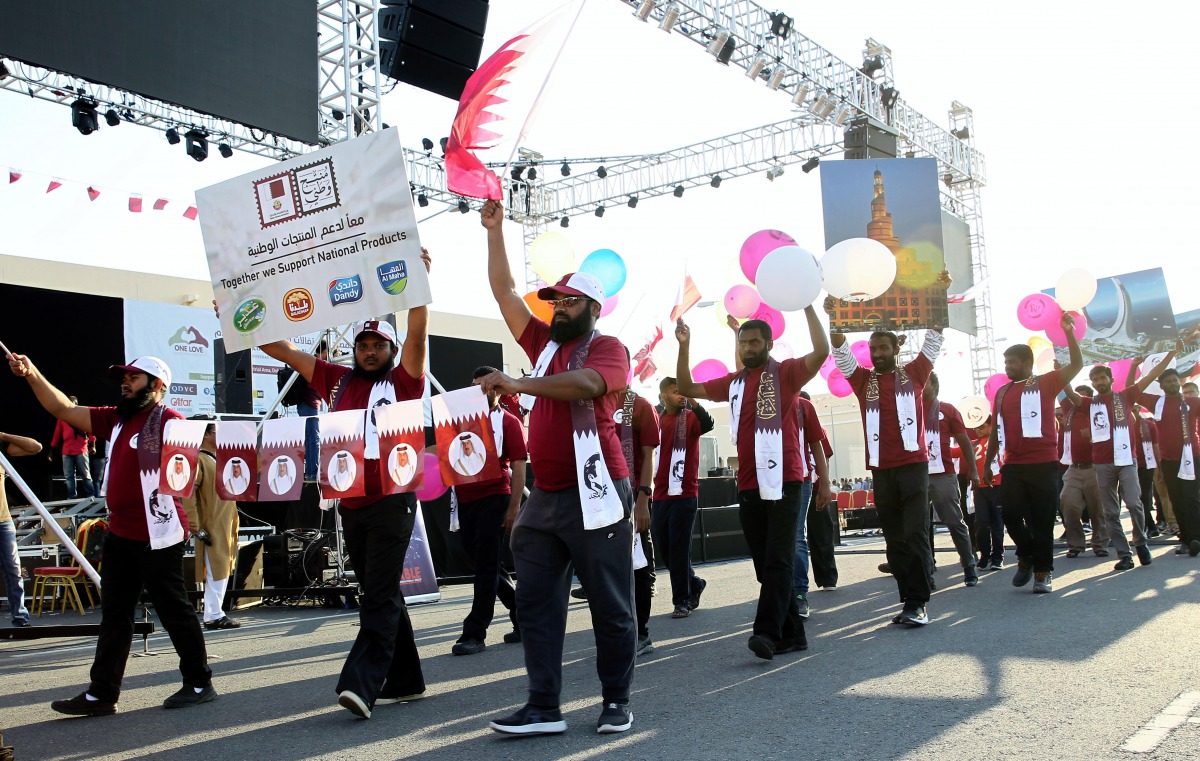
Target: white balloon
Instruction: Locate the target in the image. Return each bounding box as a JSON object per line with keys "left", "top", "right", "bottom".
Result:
{"left": 529, "top": 232, "right": 575, "bottom": 284}
{"left": 820, "top": 238, "right": 896, "bottom": 302}
{"left": 754, "top": 246, "right": 823, "bottom": 312}
{"left": 1054, "top": 268, "right": 1097, "bottom": 311}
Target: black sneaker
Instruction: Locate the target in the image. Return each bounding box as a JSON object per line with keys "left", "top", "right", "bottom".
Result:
{"left": 1176, "top": 545, "right": 1189, "bottom": 555}
{"left": 51, "top": 692, "right": 117, "bottom": 717}
{"left": 964, "top": 568, "right": 979, "bottom": 587}
{"left": 490, "top": 704, "right": 567, "bottom": 735}
{"left": 635, "top": 635, "right": 655, "bottom": 657}
{"left": 747, "top": 634, "right": 775, "bottom": 660}
{"left": 12, "top": 618, "right": 31, "bottom": 628}
{"left": 897, "top": 606, "right": 929, "bottom": 626}
{"left": 503, "top": 628, "right": 522, "bottom": 644}
{"left": 1114, "top": 556, "right": 1135, "bottom": 571}
{"left": 1136, "top": 545, "right": 1153, "bottom": 566}
{"left": 452, "top": 639, "right": 486, "bottom": 656}
{"left": 569, "top": 587, "right": 588, "bottom": 601}
{"left": 775, "top": 638, "right": 808, "bottom": 654}
{"left": 1012, "top": 561, "right": 1033, "bottom": 587}
{"left": 878, "top": 562, "right": 892, "bottom": 574}
{"left": 163, "top": 684, "right": 217, "bottom": 709}
{"left": 795, "top": 594, "right": 811, "bottom": 619}
{"left": 990, "top": 559, "right": 1004, "bottom": 571}
{"left": 688, "top": 577, "right": 707, "bottom": 610}
{"left": 375, "top": 691, "right": 425, "bottom": 705}
{"left": 204, "top": 616, "right": 240, "bottom": 630}
{"left": 596, "top": 702, "right": 633, "bottom": 734}
{"left": 1190, "top": 540, "right": 1200, "bottom": 557}
{"left": 338, "top": 690, "right": 371, "bottom": 719}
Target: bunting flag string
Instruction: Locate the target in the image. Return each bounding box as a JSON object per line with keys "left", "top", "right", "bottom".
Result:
{"left": 3, "top": 164, "right": 198, "bottom": 221}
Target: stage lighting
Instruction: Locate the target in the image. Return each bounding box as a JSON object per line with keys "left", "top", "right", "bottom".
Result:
{"left": 706, "top": 28, "right": 731, "bottom": 57}
{"left": 511, "top": 166, "right": 524, "bottom": 181}
{"left": 769, "top": 12, "right": 793, "bottom": 38}
{"left": 527, "top": 166, "right": 537, "bottom": 180}
{"left": 595, "top": 205, "right": 605, "bottom": 217}
{"left": 710, "top": 175, "right": 722, "bottom": 188}
{"left": 597, "top": 166, "right": 608, "bottom": 179}
{"left": 70, "top": 99, "right": 99, "bottom": 135}
{"left": 331, "top": 109, "right": 345, "bottom": 121}
{"left": 861, "top": 55, "right": 884, "bottom": 77}
{"left": 746, "top": 55, "right": 768, "bottom": 80}
{"left": 104, "top": 109, "right": 120, "bottom": 127}
{"left": 458, "top": 199, "right": 469, "bottom": 213}
{"left": 417, "top": 193, "right": 429, "bottom": 207}
{"left": 421, "top": 137, "right": 434, "bottom": 151}
{"left": 120, "top": 109, "right": 136, "bottom": 122}
{"left": 808, "top": 91, "right": 830, "bottom": 117}
{"left": 561, "top": 162, "right": 571, "bottom": 176}
{"left": 440, "top": 137, "right": 448, "bottom": 154}
{"left": 833, "top": 104, "right": 853, "bottom": 126}
{"left": 635, "top": 0, "right": 657, "bottom": 21}
{"left": 673, "top": 185, "right": 684, "bottom": 198}
{"left": 802, "top": 157, "right": 820, "bottom": 173}
{"left": 561, "top": 216, "right": 570, "bottom": 228}
{"left": 791, "top": 80, "right": 812, "bottom": 106}
{"left": 166, "top": 128, "right": 180, "bottom": 145}
{"left": 628, "top": 196, "right": 639, "bottom": 208}
{"left": 766, "top": 166, "right": 784, "bottom": 182}
{"left": 952, "top": 127, "right": 970, "bottom": 140}
{"left": 881, "top": 87, "right": 899, "bottom": 109}
{"left": 715, "top": 38, "right": 736, "bottom": 65}
{"left": 219, "top": 143, "right": 233, "bottom": 158}
{"left": 767, "top": 66, "right": 787, "bottom": 90}
{"left": 184, "top": 129, "right": 209, "bottom": 162}
{"left": 0, "top": 61, "right": 8, "bottom": 81}
{"left": 943, "top": 173, "right": 954, "bottom": 187}
{"left": 660, "top": 2, "right": 682, "bottom": 31}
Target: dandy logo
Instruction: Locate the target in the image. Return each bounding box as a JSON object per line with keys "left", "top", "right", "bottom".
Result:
{"left": 376, "top": 260, "right": 408, "bottom": 296}
{"left": 328, "top": 275, "right": 363, "bottom": 306}
{"left": 233, "top": 298, "right": 268, "bottom": 333}
{"left": 168, "top": 326, "right": 210, "bottom": 353}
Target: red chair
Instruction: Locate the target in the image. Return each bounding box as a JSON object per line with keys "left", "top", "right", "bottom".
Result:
{"left": 836, "top": 492, "right": 851, "bottom": 512}
{"left": 851, "top": 490, "right": 868, "bottom": 509}
{"left": 867, "top": 490, "right": 875, "bottom": 506}
{"left": 32, "top": 518, "right": 105, "bottom": 616}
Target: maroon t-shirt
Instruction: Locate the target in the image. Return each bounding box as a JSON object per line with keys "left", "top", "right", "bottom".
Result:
{"left": 455, "top": 409, "right": 528, "bottom": 503}
{"left": 929, "top": 400, "right": 967, "bottom": 472}
{"left": 798, "top": 397, "right": 826, "bottom": 482}
{"left": 993, "top": 369, "right": 1067, "bottom": 465}
{"left": 1137, "top": 392, "right": 1200, "bottom": 461}
{"left": 1082, "top": 389, "right": 1142, "bottom": 465}
{"left": 703, "top": 358, "right": 817, "bottom": 490}
{"left": 1059, "top": 397, "right": 1093, "bottom": 464}
{"left": 624, "top": 394, "right": 660, "bottom": 488}
{"left": 91, "top": 405, "right": 189, "bottom": 542}
{"left": 517, "top": 319, "right": 631, "bottom": 491}
{"left": 846, "top": 354, "right": 934, "bottom": 471}
{"left": 653, "top": 407, "right": 701, "bottom": 500}
{"left": 308, "top": 358, "right": 425, "bottom": 509}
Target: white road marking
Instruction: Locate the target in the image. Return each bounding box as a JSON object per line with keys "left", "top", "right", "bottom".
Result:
{"left": 1121, "top": 691, "right": 1200, "bottom": 753}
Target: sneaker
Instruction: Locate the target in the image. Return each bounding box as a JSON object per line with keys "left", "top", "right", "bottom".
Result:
{"left": 976, "top": 560, "right": 991, "bottom": 572}
{"left": 570, "top": 587, "right": 588, "bottom": 601}
{"left": 635, "top": 635, "right": 654, "bottom": 657}
{"left": 1136, "top": 545, "right": 1153, "bottom": 566}
{"left": 50, "top": 692, "right": 117, "bottom": 717}
{"left": 203, "top": 616, "right": 240, "bottom": 630}
{"left": 795, "top": 594, "right": 811, "bottom": 619}
{"left": 503, "top": 629, "right": 522, "bottom": 644}
{"left": 747, "top": 634, "right": 775, "bottom": 660}
{"left": 596, "top": 702, "right": 633, "bottom": 734}
{"left": 688, "top": 577, "right": 707, "bottom": 610}
{"left": 1114, "top": 555, "right": 1135, "bottom": 571}
{"left": 452, "top": 639, "right": 486, "bottom": 656}
{"left": 897, "top": 605, "right": 929, "bottom": 626}
{"left": 1177, "top": 545, "right": 1189, "bottom": 555}
{"left": 490, "top": 704, "right": 567, "bottom": 735}
{"left": 12, "top": 618, "right": 31, "bottom": 628}
{"left": 338, "top": 690, "right": 371, "bottom": 719}
{"left": 1012, "top": 561, "right": 1033, "bottom": 587}
{"left": 878, "top": 562, "right": 892, "bottom": 574}
{"left": 1148, "top": 527, "right": 1162, "bottom": 538}
{"left": 671, "top": 604, "right": 690, "bottom": 618}
{"left": 775, "top": 638, "right": 808, "bottom": 654}
{"left": 990, "top": 559, "right": 1004, "bottom": 571}
{"left": 1190, "top": 540, "right": 1200, "bottom": 557}
{"left": 819, "top": 583, "right": 837, "bottom": 590}
{"left": 964, "top": 568, "right": 979, "bottom": 587}
{"left": 1032, "top": 572, "right": 1053, "bottom": 594}
{"left": 164, "top": 684, "right": 217, "bottom": 709}
{"left": 375, "top": 691, "right": 425, "bottom": 705}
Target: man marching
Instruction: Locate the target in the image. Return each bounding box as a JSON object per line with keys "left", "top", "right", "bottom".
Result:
{"left": 8, "top": 353, "right": 215, "bottom": 715}
{"left": 1134, "top": 362, "right": 1200, "bottom": 557}
{"left": 480, "top": 201, "right": 636, "bottom": 736}
{"left": 615, "top": 383, "right": 659, "bottom": 656}
{"left": 182, "top": 420, "right": 240, "bottom": 630}
{"left": 923, "top": 373, "right": 981, "bottom": 587}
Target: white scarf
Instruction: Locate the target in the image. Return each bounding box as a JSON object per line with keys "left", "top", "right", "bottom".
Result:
{"left": 363, "top": 379, "right": 398, "bottom": 460}
{"left": 1061, "top": 400, "right": 1076, "bottom": 466}
{"left": 632, "top": 532, "right": 648, "bottom": 570}
{"left": 1153, "top": 395, "right": 1195, "bottom": 480}
{"left": 1090, "top": 394, "right": 1134, "bottom": 467}
{"left": 833, "top": 341, "right": 925, "bottom": 469}
{"left": 1139, "top": 419, "right": 1157, "bottom": 469}
{"left": 996, "top": 376, "right": 1044, "bottom": 451}
{"left": 925, "top": 399, "right": 945, "bottom": 475}
{"left": 667, "top": 408, "right": 689, "bottom": 496}
{"left": 729, "top": 361, "right": 784, "bottom": 500}
{"left": 102, "top": 405, "right": 185, "bottom": 550}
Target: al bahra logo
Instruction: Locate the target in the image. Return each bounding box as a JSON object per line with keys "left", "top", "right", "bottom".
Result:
{"left": 283, "top": 288, "right": 314, "bottom": 322}
{"left": 167, "top": 326, "right": 210, "bottom": 354}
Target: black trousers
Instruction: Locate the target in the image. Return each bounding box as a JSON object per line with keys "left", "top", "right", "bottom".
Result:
{"left": 874, "top": 463, "right": 934, "bottom": 605}
{"left": 634, "top": 528, "right": 655, "bottom": 638}
{"left": 651, "top": 497, "right": 701, "bottom": 607}
{"left": 1138, "top": 467, "right": 1157, "bottom": 532}
{"left": 804, "top": 488, "right": 839, "bottom": 589}
{"left": 959, "top": 473, "right": 979, "bottom": 554}
{"left": 336, "top": 494, "right": 425, "bottom": 706}
{"left": 998, "top": 462, "right": 1060, "bottom": 573}
{"left": 1161, "top": 460, "right": 1200, "bottom": 545}
{"left": 738, "top": 482, "right": 805, "bottom": 645}
{"left": 88, "top": 534, "right": 211, "bottom": 703}
{"left": 457, "top": 492, "right": 517, "bottom": 642}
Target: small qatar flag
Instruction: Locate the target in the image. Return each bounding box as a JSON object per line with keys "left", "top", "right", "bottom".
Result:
{"left": 376, "top": 399, "right": 426, "bottom": 494}
{"left": 319, "top": 409, "right": 367, "bottom": 499}
{"left": 258, "top": 417, "right": 305, "bottom": 502}
{"left": 431, "top": 386, "right": 501, "bottom": 487}
{"left": 215, "top": 421, "right": 258, "bottom": 502}
{"left": 159, "top": 419, "right": 207, "bottom": 499}
{"left": 129, "top": 194, "right": 143, "bottom": 213}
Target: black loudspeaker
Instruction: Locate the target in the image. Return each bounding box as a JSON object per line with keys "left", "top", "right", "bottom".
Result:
{"left": 213, "top": 338, "right": 252, "bottom": 414}
{"left": 843, "top": 117, "right": 898, "bottom": 160}
{"left": 378, "top": 0, "right": 489, "bottom": 100}
{"left": 227, "top": 541, "right": 265, "bottom": 611}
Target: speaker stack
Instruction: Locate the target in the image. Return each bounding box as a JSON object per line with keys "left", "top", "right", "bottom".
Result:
{"left": 378, "top": 0, "right": 490, "bottom": 100}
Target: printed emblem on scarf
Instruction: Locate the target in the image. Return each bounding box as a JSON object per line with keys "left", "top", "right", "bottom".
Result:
{"left": 756, "top": 370, "right": 777, "bottom": 420}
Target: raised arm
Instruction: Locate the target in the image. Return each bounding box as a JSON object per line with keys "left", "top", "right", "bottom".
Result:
{"left": 1059, "top": 313, "right": 1084, "bottom": 383}
{"left": 7, "top": 353, "right": 93, "bottom": 433}
{"left": 399, "top": 249, "right": 432, "bottom": 379}
{"left": 259, "top": 340, "right": 318, "bottom": 383}
{"left": 801, "top": 304, "right": 830, "bottom": 376}
{"left": 1129, "top": 346, "right": 1179, "bottom": 396}
{"left": 727, "top": 314, "right": 744, "bottom": 372}
{"left": 690, "top": 400, "right": 716, "bottom": 435}
{"left": 0, "top": 431, "right": 43, "bottom": 457}
{"left": 480, "top": 200, "right": 532, "bottom": 340}
{"left": 674, "top": 319, "right": 708, "bottom": 399}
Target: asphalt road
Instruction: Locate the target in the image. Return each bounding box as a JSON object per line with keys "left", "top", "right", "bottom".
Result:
{"left": 2, "top": 529, "right": 1198, "bottom": 761}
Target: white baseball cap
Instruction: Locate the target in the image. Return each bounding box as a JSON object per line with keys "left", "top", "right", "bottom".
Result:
{"left": 537, "top": 272, "right": 605, "bottom": 305}
{"left": 354, "top": 320, "right": 398, "bottom": 346}
{"left": 109, "top": 356, "right": 172, "bottom": 389}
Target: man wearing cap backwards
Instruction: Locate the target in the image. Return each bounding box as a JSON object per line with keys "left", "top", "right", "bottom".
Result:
{"left": 479, "top": 201, "right": 636, "bottom": 736}
{"left": 252, "top": 249, "right": 431, "bottom": 720}
{"left": 7, "top": 352, "right": 216, "bottom": 715}
{"left": 182, "top": 419, "right": 240, "bottom": 630}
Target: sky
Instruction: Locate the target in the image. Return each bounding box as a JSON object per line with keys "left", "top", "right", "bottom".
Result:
{"left": 1, "top": 0, "right": 1197, "bottom": 405}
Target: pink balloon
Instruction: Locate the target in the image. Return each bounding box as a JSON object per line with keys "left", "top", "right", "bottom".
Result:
{"left": 827, "top": 368, "right": 853, "bottom": 398}
{"left": 1108, "top": 359, "right": 1134, "bottom": 391}
{"left": 819, "top": 354, "right": 836, "bottom": 379}
{"left": 1016, "top": 293, "right": 1063, "bottom": 331}
{"left": 984, "top": 373, "right": 1008, "bottom": 404}
{"left": 599, "top": 293, "right": 619, "bottom": 317}
{"left": 749, "top": 304, "right": 786, "bottom": 339}
{"left": 724, "top": 284, "right": 762, "bottom": 319}
{"left": 415, "top": 452, "right": 448, "bottom": 502}
{"left": 691, "top": 359, "right": 731, "bottom": 384}
{"left": 739, "top": 229, "right": 797, "bottom": 282}
{"left": 1045, "top": 311, "right": 1086, "bottom": 347}
{"left": 850, "top": 340, "right": 874, "bottom": 369}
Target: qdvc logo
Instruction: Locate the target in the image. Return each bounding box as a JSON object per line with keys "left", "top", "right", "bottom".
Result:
{"left": 376, "top": 260, "right": 408, "bottom": 296}
{"left": 233, "top": 298, "right": 267, "bottom": 333}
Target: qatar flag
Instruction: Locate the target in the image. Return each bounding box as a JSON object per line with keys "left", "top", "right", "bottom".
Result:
{"left": 159, "top": 419, "right": 208, "bottom": 499}
{"left": 258, "top": 417, "right": 305, "bottom": 502}
{"left": 376, "top": 399, "right": 425, "bottom": 494}
{"left": 319, "top": 409, "right": 367, "bottom": 499}
{"left": 431, "top": 386, "right": 501, "bottom": 487}
{"left": 215, "top": 421, "right": 258, "bottom": 502}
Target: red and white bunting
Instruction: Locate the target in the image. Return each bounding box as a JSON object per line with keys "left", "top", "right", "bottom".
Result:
{"left": 159, "top": 419, "right": 208, "bottom": 499}
{"left": 258, "top": 417, "right": 306, "bottom": 502}
{"left": 215, "top": 421, "right": 259, "bottom": 502}
{"left": 318, "top": 409, "right": 367, "bottom": 499}
{"left": 376, "top": 399, "right": 426, "bottom": 494}
{"left": 431, "top": 386, "right": 501, "bottom": 487}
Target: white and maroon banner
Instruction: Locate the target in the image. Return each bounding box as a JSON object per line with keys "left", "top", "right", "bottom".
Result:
{"left": 376, "top": 399, "right": 425, "bottom": 494}
{"left": 431, "top": 386, "right": 501, "bottom": 487}
{"left": 319, "top": 409, "right": 366, "bottom": 499}
{"left": 258, "top": 417, "right": 305, "bottom": 502}
{"left": 159, "top": 419, "right": 208, "bottom": 499}
{"left": 215, "top": 421, "right": 259, "bottom": 502}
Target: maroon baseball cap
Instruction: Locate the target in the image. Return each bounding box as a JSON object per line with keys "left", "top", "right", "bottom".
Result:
{"left": 536, "top": 272, "right": 605, "bottom": 304}
{"left": 354, "top": 320, "right": 398, "bottom": 346}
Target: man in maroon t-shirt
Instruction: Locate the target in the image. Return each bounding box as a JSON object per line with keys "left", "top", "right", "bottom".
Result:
{"left": 651, "top": 377, "right": 715, "bottom": 619}
{"left": 1135, "top": 364, "right": 1200, "bottom": 557}
{"left": 8, "top": 352, "right": 213, "bottom": 716}
{"left": 1059, "top": 386, "right": 1109, "bottom": 558}
{"left": 830, "top": 314, "right": 944, "bottom": 627}
{"left": 480, "top": 201, "right": 635, "bottom": 737}
{"left": 255, "top": 252, "right": 431, "bottom": 720}
{"left": 616, "top": 387, "right": 660, "bottom": 657}
{"left": 450, "top": 365, "right": 529, "bottom": 657}
{"left": 674, "top": 304, "right": 828, "bottom": 660}
{"left": 984, "top": 314, "right": 1083, "bottom": 594}
{"left": 923, "top": 373, "right": 980, "bottom": 586}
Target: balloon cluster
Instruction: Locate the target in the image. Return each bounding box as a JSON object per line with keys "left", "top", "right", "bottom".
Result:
{"left": 1015, "top": 269, "right": 1097, "bottom": 348}
{"left": 527, "top": 233, "right": 628, "bottom": 319}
